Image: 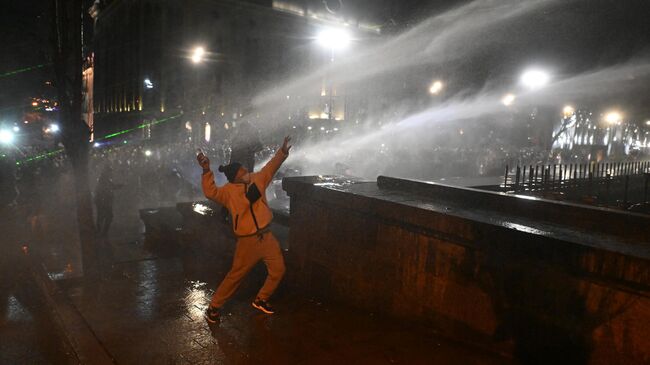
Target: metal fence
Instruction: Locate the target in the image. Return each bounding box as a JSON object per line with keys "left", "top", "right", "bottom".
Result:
{"left": 503, "top": 160, "right": 650, "bottom": 205}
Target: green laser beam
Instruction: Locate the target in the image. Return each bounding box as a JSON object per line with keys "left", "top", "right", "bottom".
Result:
{"left": 0, "top": 63, "right": 48, "bottom": 79}
{"left": 16, "top": 148, "right": 65, "bottom": 165}
{"left": 16, "top": 113, "right": 183, "bottom": 165}
{"left": 96, "top": 113, "right": 182, "bottom": 141}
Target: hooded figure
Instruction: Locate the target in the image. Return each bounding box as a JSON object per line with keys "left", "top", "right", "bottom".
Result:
{"left": 94, "top": 165, "right": 121, "bottom": 237}
{"left": 198, "top": 136, "right": 291, "bottom": 325}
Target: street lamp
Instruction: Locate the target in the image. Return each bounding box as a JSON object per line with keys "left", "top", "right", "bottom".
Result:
{"left": 316, "top": 28, "right": 351, "bottom": 50}
{"left": 520, "top": 68, "right": 550, "bottom": 90}
{"left": 563, "top": 105, "right": 575, "bottom": 117}
{"left": 317, "top": 28, "right": 351, "bottom": 122}
{"left": 501, "top": 93, "right": 516, "bottom": 106}
{"left": 50, "top": 124, "right": 60, "bottom": 132}
{"left": 191, "top": 46, "right": 205, "bottom": 64}
{"left": 0, "top": 129, "right": 15, "bottom": 144}
{"left": 429, "top": 80, "right": 444, "bottom": 95}
{"left": 605, "top": 111, "right": 622, "bottom": 125}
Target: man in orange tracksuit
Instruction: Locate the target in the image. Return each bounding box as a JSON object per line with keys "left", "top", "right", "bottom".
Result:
{"left": 197, "top": 136, "right": 291, "bottom": 324}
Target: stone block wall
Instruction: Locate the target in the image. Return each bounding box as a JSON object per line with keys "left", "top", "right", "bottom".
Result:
{"left": 283, "top": 176, "right": 650, "bottom": 364}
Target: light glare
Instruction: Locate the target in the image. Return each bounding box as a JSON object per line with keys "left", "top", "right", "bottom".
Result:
{"left": 191, "top": 47, "right": 205, "bottom": 63}
{"left": 501, "top": 93, "right": 516, "bottom": 106}
{"left": 429, "top": 80, "right": 443, "bottom": 95}
{"left": 316, "top": 29, "right": 351, "bottom": 50}
{"left": 563, "top": 105, "right": 575, "bottom": 117}
{"left": 521, "top": 69, "right": 550, "bottom": 90}
{"left": 0, "top": 130, "right": 15, "bottom": 144}
{"left": 204, "top": 123, "right": 211, "bottom": 142}
{"left": 605, "top": 111, "right": 622, "bottom": 124}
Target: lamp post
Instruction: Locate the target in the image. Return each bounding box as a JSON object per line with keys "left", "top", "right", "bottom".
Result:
{"left": 316, "top": 29, "right": 351, "bottom": 123}
{"left": 518, "top": 68, "right": 551, "bottom": 147}
{"left": 187, "top": 46, "right": 208, "bottom": 142}
{"left": 520, "top": 68, "right": 550, "bottom": 90}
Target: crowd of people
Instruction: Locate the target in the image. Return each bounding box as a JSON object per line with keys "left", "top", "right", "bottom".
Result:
{"left": 3, "top": 119, "right": 648, "bottom": 240}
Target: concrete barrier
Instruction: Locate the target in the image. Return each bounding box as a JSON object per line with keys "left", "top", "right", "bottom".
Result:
{"left": 139, "top": 206, "right": 184, "bottom": 252}
{"left": 282, "top": 175, "right": 650, "bottom": 364}
{"left": 139, "top": 201, "right": 290, "bottom": 257}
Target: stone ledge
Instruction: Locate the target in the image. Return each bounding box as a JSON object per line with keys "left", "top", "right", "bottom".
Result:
{"left": 282, "top": 175, "right": 650, "bottom": 363}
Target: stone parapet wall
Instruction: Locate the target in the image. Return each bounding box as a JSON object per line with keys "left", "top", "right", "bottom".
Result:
{"left": 283, "top": 175, "right": 650, "bottom": 364}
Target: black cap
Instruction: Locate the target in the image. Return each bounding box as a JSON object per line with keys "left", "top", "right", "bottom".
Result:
{"left": 218, "top": 162, "right": 242, "bottom": 182}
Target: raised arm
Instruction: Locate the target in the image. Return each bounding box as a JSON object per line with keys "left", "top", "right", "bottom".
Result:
{"left": 197, "top": 152, "right": 228, "bottom": 205}
{"left": 259, "top": 136, "right": 291, "bottom": 187}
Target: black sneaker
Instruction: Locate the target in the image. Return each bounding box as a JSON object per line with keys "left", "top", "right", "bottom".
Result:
{"left": 205, "top": 306, "right": 220, "bottom": 324}
{"left": 252, "top": 298, "right": 275, "bottom": 314}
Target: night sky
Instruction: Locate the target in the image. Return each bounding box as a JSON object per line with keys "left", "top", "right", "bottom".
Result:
{"left": 1, "top": 0, "right": 649, "bottom": 120}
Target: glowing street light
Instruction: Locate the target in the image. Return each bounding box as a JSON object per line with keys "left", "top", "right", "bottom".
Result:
{"left": 605, "top": 111, "right": 622, "bottom": 125}
{"left": 563, "top": 105, "right": 575, "bottom": 117}
{"left": 317, "top": 28, "right": 351, "bottom": 122}
{"left": 12, "top": 126, "right": 20, "bottom": 132}
{"left": 204, "top": 123, "right": 211, "bottom": 142}
{"left": 520, "top": 69, "right": 550, "bottom": 90}
{"left": 316, "top": 28, "right": 351, "bottom": 50}
{"left": 191, "top": 46, "right": 205, "bottom": 63}
{"left": 0, "top": 130, "right": 15, "bottom": 144}
{"left": 50, "top": 124, "right": 60, "bottom": 132}
{"left": 501, "top": 93, "right": 516, "bottom": 106}
{"left": 144, "top": 149, "right": 152, "bottom": 157}
{"left": 646, "top": 120, "right": 650, "bottom": 126}
{"left": 429, "top": 80, "right": 444, "bottom": 95}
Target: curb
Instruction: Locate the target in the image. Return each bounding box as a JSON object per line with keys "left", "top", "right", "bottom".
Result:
{"left": 24, "top": 249, "right": 116, "bottom": 365}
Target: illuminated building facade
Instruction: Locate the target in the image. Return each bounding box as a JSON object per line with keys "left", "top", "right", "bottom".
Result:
{"left": 552, "top": 108, "right": 650, "bottom": 160}
{"left": 90, "top": 0, "right": 380, "bottom": 139}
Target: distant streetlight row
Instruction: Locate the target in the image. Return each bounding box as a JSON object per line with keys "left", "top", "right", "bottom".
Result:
{"left": 0, "top": 123, "right": 59, "bottom": 146}
{"left": 185, "top": 38, "right": 648, "bottom": 128}
{"left": 188, "top": 27, "right": 352, "bottom": 66}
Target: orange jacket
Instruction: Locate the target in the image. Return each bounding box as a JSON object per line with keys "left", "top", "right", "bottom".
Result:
{"left": 202, "top": 148, "right": 288, "bottom": 237}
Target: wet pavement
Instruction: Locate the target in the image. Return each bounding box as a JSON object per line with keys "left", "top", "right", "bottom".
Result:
{"left": 0, "top": 202, "right": 78, "bottom": 365}
{"left": 1, "top": 170, "right": 509, "bottom": 364}
{"left": 59, "top": 235, "right": 508, "bottom": 365}
{"left": 0, "top": 291, "right": 77, "bottom": 365}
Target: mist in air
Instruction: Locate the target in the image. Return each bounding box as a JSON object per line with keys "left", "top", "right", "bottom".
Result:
{"left": 245, "top": 0, "right": 650, "bottom": 180}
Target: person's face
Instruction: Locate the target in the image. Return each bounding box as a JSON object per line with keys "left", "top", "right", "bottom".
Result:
{"left": 235, "top": 167, "right": 250, "bottom": 182}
